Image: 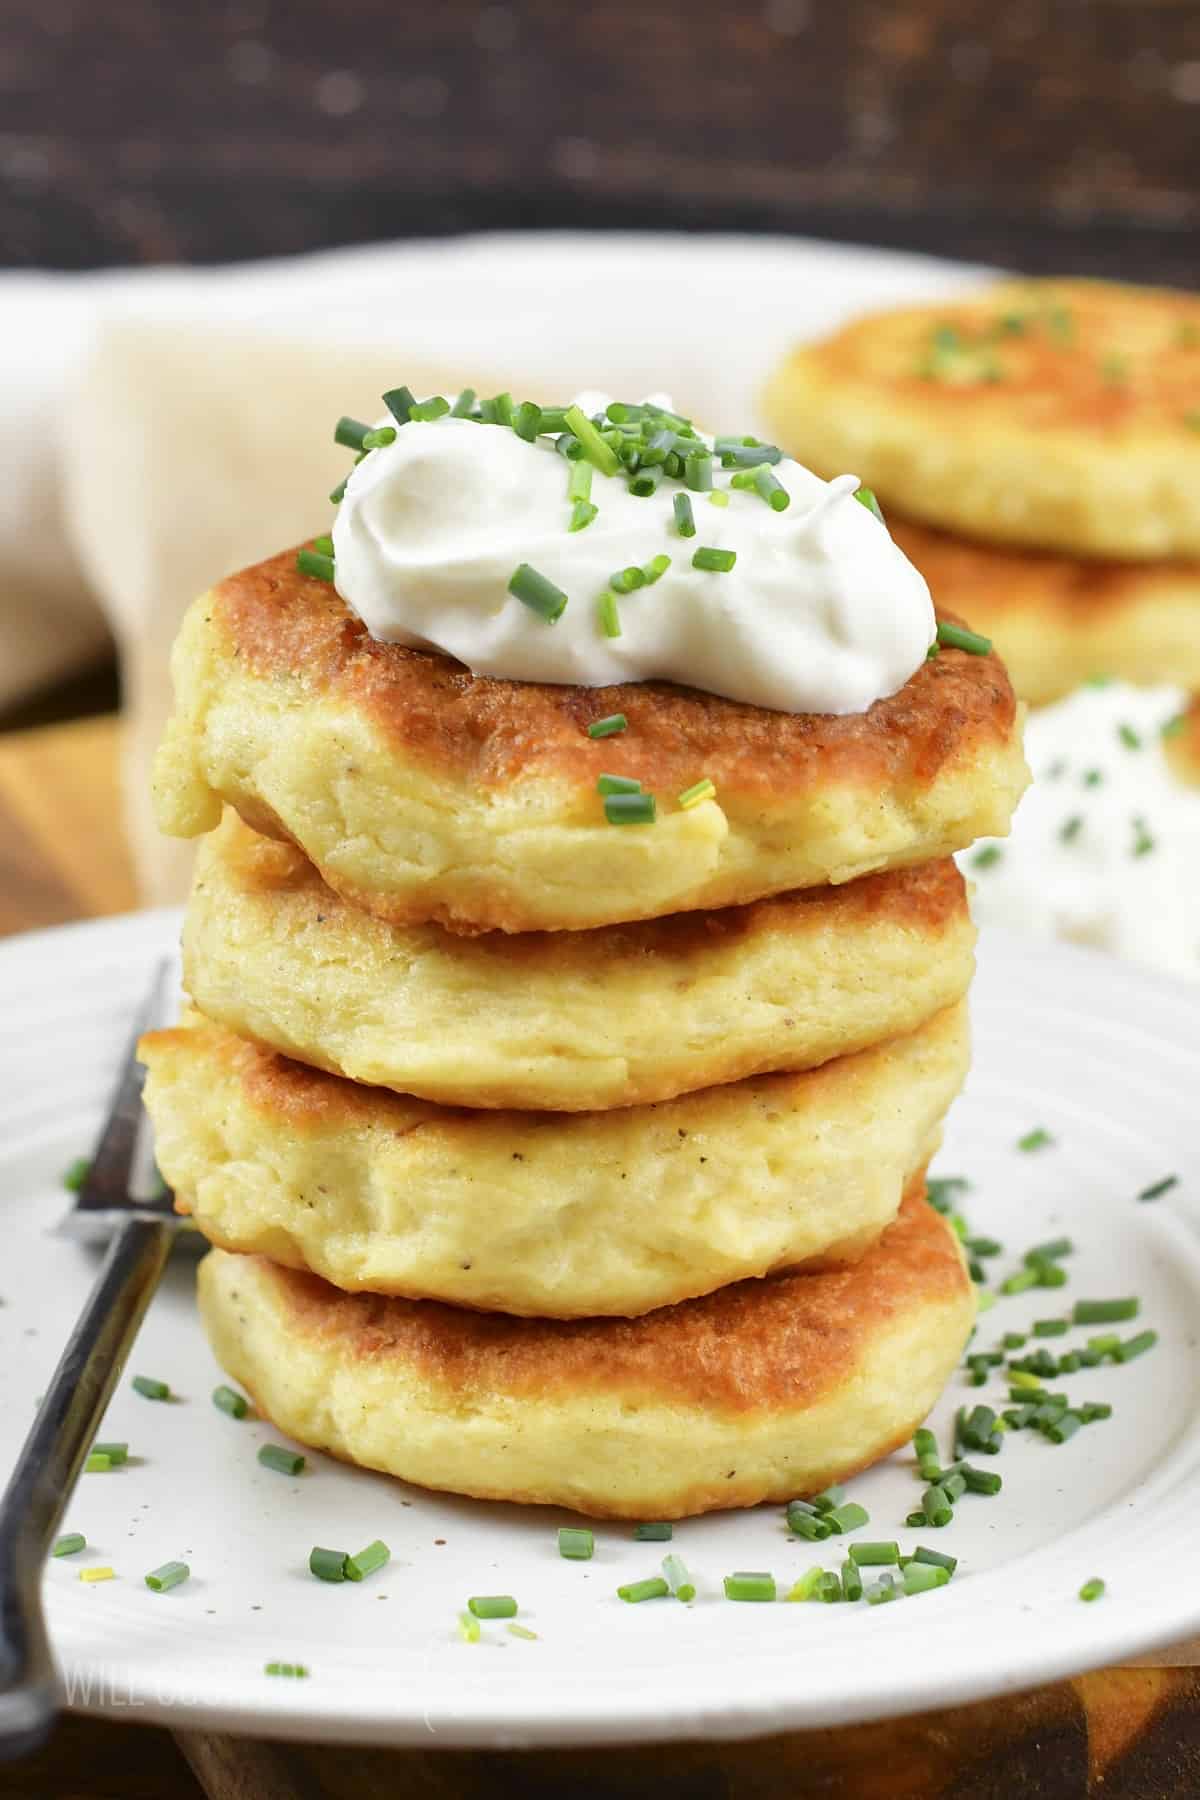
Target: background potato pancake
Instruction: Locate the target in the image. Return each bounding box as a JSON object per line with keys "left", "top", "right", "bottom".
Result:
{"left": 765, "top": 278, "right": 1200, "bottom": 559}
{"left": 183, "top": 811, "right": 976, "bottom": 1111}
{"left": 196, "top": 1187, "right": 975, "bottom": 1519}
{"left": 141, "top": 1003, "right": 970, "bottom": 1319}
{"left": 890, "top": 517, "right": 1200, "bottom": 707}
{"left": 1165, "top": 695, "right": 1200, "bottom": 787}
{"left": 152, "top": 551, "right": 1027, "bottom": 934}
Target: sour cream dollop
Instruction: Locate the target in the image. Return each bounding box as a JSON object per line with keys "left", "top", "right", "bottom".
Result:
{"left": 332, "top": 409, "right": 935, "bottom": 714}
{"left": 964, "top": 682, "right": 1200, "bottom": 980}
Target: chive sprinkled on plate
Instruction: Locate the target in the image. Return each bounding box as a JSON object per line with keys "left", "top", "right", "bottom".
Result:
{"left": 1079, "top": 1577, "right": 1106, "bottom": 1603}
{"left": 840, "top": 1560, "right": 863, "bottom": 1602}
{"left": 508, "top": 563, "right": 568, "bottom": 623}
{"left": 213, "top": 1384, "right": 249, "bottom": 1419}
{"left": 468, "top": 1594, "right": 518, "bottom": 1619}
{"left": 605, "top": 792, "right": 656, "bottom": 825}
{"left": 824, "top": 1502, "right": 870, "bottom": 1535}
{"left": 848, "top": 1542, "right": 899, "bottom": 1567}
{"left": 80, "top": 1566, "right": 114, "bottom": 1583}
{"left": 558, "top": 1526, "right": 594, "bottom": 1560}
{"left": 1073, "top": 1297, "right": 1139, "bottom": 1325}
{"left": 596, "top": 590, "right": 621, "bottom": 638}
{"left": 1139, "top": 1175, "right": 1179, "bottom": 1202}
{"left": 568, "top": 460, "right": 593, "bottom": 502}
{"left": 1131, "top": 816, "right": 1155, "bottom": 858}
{"left": 132, "top": 1375, "right": 170, "bottom": 1401}
{"left": 346, "top": 1540, "right": 390, "bottom": 1582}
{"left": 618, "top": 1577, "right": 670, "bottom": 1603}
{"left": 662, "top": 1554, "right": 695, "bottom": 1601}
{"left": 673, "top": 493, "right": 697, "bottom": 537}
{"left": 1059, "top": 815, "right": 1084, "bottom": 844}
{"left": 265, "top": 1661, "right": 310, "bottom": 1677}
{"left": 1017, "top": 1127, "right": 1054, "bottom": 1153}
{"left": 633, "top": 1523, "right": 673, "bottom": 1542}
{"left": 723, "top": 1571, "right": 776, "bottom": 1602}
{"left": 309, "top": 1547, "right": 347, "bottom": 1583}
{"left": 692, "top": 547, "right": 736, "bottom": 573}
{"left": 1115, "top": 1329, "right": 1157, "bottom": 1363}
{"left": 569, "top": 499, "right": 598, "bottom": 532}
{"left": 678, "top": 778, "right": 716, "bottom": 810}
{"left": 587, "top": 714, "right": 627, "bottom": 740}
{"left": 52, "top": 1533, "right": 86, "bottom": 1558}
{"left": 62, "top": 1156, "right": 90, "bottom": 1193}
{"left": 936, "top": 621, "right": 992, "bottom": 655}
{"left": 145, "top": 1561, "right": 190, "bottom": 1594}
{"left": 507, "top": 1622, "right": 539, "bottom": 1640}
{"left": 458, "top": 1611, "right": 481, "bottom": 1643}
{"left": 259, "top": 1444, "right": 305, "bottom": 1477}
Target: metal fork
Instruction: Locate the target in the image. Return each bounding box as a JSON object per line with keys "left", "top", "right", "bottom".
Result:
{"left": 0, "top": 963, "right": 184, "bottom": 1759}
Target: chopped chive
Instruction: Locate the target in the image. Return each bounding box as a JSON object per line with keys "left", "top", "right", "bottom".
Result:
{"left": 684, "top": 452, "right": 713, "bottom": 492}
{"left": 642, "top": 554, "right": 671, "bottom": 584}
{"left": 913, "top": 1427, "right": 939, "bottom": 1462}
{"left": 824, "top": 1502, "right": 870, "bottom": 1535}
{"left": 748, "top": 464, "right": 789, "bottom": 511}
{"left": 848, "top": 1542, "right": 899, "bottom": 1567}
{"left": 296, "top": 550, "right": 335, "bottom": 583}
{"left": 927, "top": 1176, "right": 969, "bottom": 1212}
{"left": 63, "top": 1156, "right": 91, "bottom": 1193}
{"left": 212, "top": 1384, "right": 249, "bottom": 1419}
{"left": 334, "top": 415, "right": 371, "bottom": 450}
{"left": 673, "top": 493, "right": 696, "bottom": 537}
{"left": 1087, "top": 1332, "right": 1121, "bottom": 1355}
{"left": 811, "top": 1486, "right": 845, "bottom": 1514}
{"left": 1079, "top": 1577, "right": 1106, "bottom": 1603}
{"left": 1042, "top": 1411, "right": 1084, "bottom": 1445}
{"left": 84, "top": 1454, "right": 112, "bottom": 1474}
{"left": 723, "top": 1571, "right": 776, "bottom": 1602}
{"left": 1003, "top": 1332, "right": 1028, "bottom": 1350}
{"left": 922, "top": 1486, "right": 953, "bottom": 1528}
{"left": 905, "top": 1510, "right": 928, "bottom": 1528}
{"left": 605, "top": 792, "right": 656, "bottom": 825}
{"left": 708, "top": 491, "right": 730, "bottom": 508}
{"left": 1034, "top": 1319, "right": 1069, "bottom": 1338}
{"left": 312, "top": 534, "right": 335, "bottom": 557}
{"left": 786, "top": 1566, "right": 826, "bottom": 1603}
{"left": 1081, "top": 1402, "right": 1114, "bottom": 1422}
{"left": 507, "top": 1623, "right": 539, "bottom": 1641}
{"left": 489, "top": 393, "right": 515, "bottom": 426}
{"left": 1059, "top": 1352, "right": 1082, "bottom": 1373}
{"left": 662, "top": 1554, "right": 695, "bottom": 1601}
{"left": 1131, "top": 816, "right": 1155, "bottom": 858}
{"left": 854, "top": 486, "right": 885, "bottom": 523}
{"left": 458, "top": 1610, "right": 481, "bottom": 1643}
{"left": 611, "top": 566, "right": 646, "bottom": 593}
{"left": 940, "top": 1472, "right": 968, "bottom": 1503}
{"left": 605, "top": 401, "right": 644, "bottom": 423}
{"left": 536, "top": 405, "right": 570, "bottom": 433}
{"left": 597, "top": 773, "right": 642, "bottom": 795}
{"left": 678, "top": 777, "right": 716, "bottom": 810}
{"left": 1073, "top": 1298, "right": 1139, "bottom": 1325}
{"left": 1139, "top": 1175, "right": 1179, "bottom": 1202}
{"left": 568, "top": 460, "right": 593, "bottom": 502}
{"left": 513, "top": 400, "right": 542, "bottom": 440}
{"left": 52, "top": 1533, "right": 86, "bottom": 1558}
{"left": 814, "top": 1572, "right": 842, "bottom": 1603}
{"left": 914, "top": 1545, "right": 958, "bottom": 1573}
{"left": 258, "top": 1444, "right": 305, "bottom": 1477}
{"left": 1117, "top": 722, "right": 1142, "bottom": 751}
{"left": 965, "top": 1237, "right": 1003, "bottom": 1259}
{"left": 1000, "top": 1267, "right": 1039, "bottom": 1296}
{"left": 692, "top": 546, "right": 736, "bottom": 573}
{"left": 971, "top": 845, "right": 1003, "bottom": 871}
{"left": 1017, "top": 1127, "right": 1054, "bottom": 1153}
{"left": 840, "top": 1559, "right": 863, "bottom": 1602}
{"left": 1033, "top": 1260, "right": 1068, "bottom": 1289}
{"left": 960, "top": 1464, "right": 1003, "bottom": 1496}
{"left": 468, "top": 1594, "right": 517, "bottom": 1619}
{"left": 557, "top": 1527, "right": 594, "bottom": 1560}
{"left": 866, "top": 1576, "right": 902, "bottom": 1606}
{"left": 564, "top": 404, "right": 620, "bottom": 477}
{"left": 634, "top": 1523, "right": 673, "bottom": 1542}
{"left": 132, "top": 1375, "right": 170, "bottom": 1401}
{"left": 361, "top": 426, "right": 397, "bottom": 451}
{"left": 596, "top": 590, "right": 621, "bottom": 638}
{"left": 569, "top": 499, "right": 599, "bottom": 532}
{"left": 554, "top": 431, "right": 583, "bottom": 460}
{"left": 587, "top": 714, "right": 627, "bottom": 739}
{"left": 721, "top": 443, "right": 782, "bottom": 468}
{"left": 346, "top": 1540, "right": 390, "bottom": 1582}
{"left": 145, "top": 1561, "right": 189, "bottom": 1594}
{"left": 92, "top": 1442, "right": 128, "bottom": 1465}
{"left": 382, "top": 387, "right": 416, "bottom": 425}
{"left": 786, "top": 1502, "right": 831, "bottom": 1541}
{"left": 309, "top": 1547, "right": 347, "bottom": 1583}
{"left": 618, "top": 1577, "right": 670, "bottom": 1603}
{"left": 1025, "top": 1237, "right": 1073, "bottom": 1264}
{"left": 1115, "top": 1330, "right": 1157, "bottom": 1363}
{"left": 629, "top": 465, "right": 664, "bottom": 497}
{"left": 450, "top": 387, "right": 477, "bottom": 418}
{"left": 328, "top": 478, "right": 348, "bottom": 505}
{"left": 1059, "top": 814, "right": 1084, "bottom": 845}
{"left": 903, "top": 1563, "right": 949, "bottom": 1596}
{"left": 508, "top": 562, "right": 568, "bottom": 623}
{"left": 918, "top": 1455, "right": 943, "bottom": 1482}
{"left": 936, "top": 621, "right": 993, "bottom": 656}
{"left": 80, "top": 1566, "right": 114, "bottom": 1583}
{"left": 265, "top": 1661, "right": 309, "bottom": 1677}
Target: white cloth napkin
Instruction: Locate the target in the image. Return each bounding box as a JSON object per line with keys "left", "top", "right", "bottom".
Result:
{"left": 2, "top": 232, "right": 985, "bottom": 900}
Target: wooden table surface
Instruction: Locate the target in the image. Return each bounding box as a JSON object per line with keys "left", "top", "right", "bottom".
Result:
{"left": 3, "top": 713, "right": 1200, "bottom": 1800}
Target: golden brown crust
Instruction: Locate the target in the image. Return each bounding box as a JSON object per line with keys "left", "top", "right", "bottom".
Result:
{"left": 223, "top": 1187, "right": 964, "bottom": 1414}
{"left": 215, "top": 550, "right": 1018, "bottom": 798}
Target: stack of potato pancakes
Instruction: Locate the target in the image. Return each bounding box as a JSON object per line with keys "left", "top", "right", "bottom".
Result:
{"left": 766, "top": 278, "right": 1200, "bottom": 710}
{"left": 139, "top": 517, "right": 1026, "bottom": 1519}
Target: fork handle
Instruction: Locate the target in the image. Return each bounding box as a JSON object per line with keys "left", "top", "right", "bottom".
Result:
{"left": 0, "top": 1216, "right": 173, "bottom": 1760}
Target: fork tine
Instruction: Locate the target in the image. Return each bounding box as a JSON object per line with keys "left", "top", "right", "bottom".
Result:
{"left": 76, "top": 959, "right": 172, "bottom": 1213}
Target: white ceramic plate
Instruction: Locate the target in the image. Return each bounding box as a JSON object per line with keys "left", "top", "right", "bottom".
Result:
{"left": 3, "top": 908, "right": 1200, "bottom": 1748}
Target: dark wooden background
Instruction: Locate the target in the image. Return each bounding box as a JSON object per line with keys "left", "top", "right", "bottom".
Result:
{"left": 3, "top": 0, "right": 1200, "bottom": 282}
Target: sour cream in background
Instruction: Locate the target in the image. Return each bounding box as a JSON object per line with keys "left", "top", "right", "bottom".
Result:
{"left": 963, "top": 682, "right": 1199, "bottom": 980}
{"left": 331, "top": 403, "right": 935, "bottom": 716}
